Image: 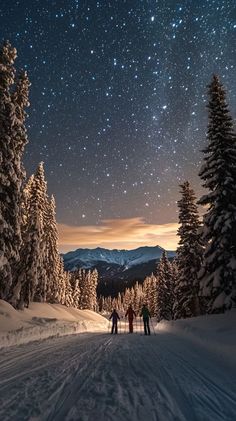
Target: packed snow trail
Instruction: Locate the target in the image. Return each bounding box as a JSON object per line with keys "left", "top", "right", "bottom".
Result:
{"left": 0, "top": 331, "right": 236, "bottom": 421}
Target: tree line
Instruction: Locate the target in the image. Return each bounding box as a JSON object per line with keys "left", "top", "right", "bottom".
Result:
{"left": 100, "top": 75, "right": 236, "bottom": 318}
{"left": 0, "top": 42, "right": 97, "bottom": 310}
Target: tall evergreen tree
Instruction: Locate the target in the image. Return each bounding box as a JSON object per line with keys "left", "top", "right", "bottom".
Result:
{"left": 29, "top": 163, "right": 48, "bottom": 302}
{"left": 14, "top": 163, "right": 47, "bottom": 306}
{"left": 63, "top": 271, "right": 74, "bottom": 307}
{"left": 78, "top": 268, "right": 98, "bottom": 310}
{"left": 44, "top": 195, "right": 63, "bottom": 303}
{"left": 156, "top": 251, "right": 173, "bottom": 321}
{"left": 133, "top": 281, "right": 143, "bottom": 313}
{"left": 0, "top": 41, "right": 22, "bottom": 299}
{"left": 174, "top": 181, "right": 203, "bottom": 319}
{"left": 90, "top": 269, "right": 98, "bottom": 311}
{"left": 142, "top": 275, "right": 157, "bottom": 315}
{"left": 70, "top": 276, "right": 81, "bottom": 309}
{"left": 198, "top": 75, "right": 236, "bottom": 313}
{"left": 11, "top": 71, "right": 30, "bottom": 171}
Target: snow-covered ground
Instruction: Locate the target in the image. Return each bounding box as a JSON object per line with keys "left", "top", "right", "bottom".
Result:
{"left": 0, "top": 303, "right": 236, "bottom": 421}
{"left": 0, "top": 299, "right": 108, "bottom": 348}
{"left": 157, "top": 310, "right": 236, "bottom": 365}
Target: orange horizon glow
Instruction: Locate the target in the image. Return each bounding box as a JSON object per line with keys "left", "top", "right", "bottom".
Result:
{"left": 58, "top": 217, "right": 179, "bottom": 253}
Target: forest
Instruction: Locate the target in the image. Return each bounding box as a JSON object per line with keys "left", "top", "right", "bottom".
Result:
{"left": 0, "top": 41, "right": 236, "bottom": 321}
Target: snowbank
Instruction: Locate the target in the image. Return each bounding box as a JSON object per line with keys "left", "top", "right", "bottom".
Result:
{"left": 0, "top": 300, "right": 108, "bottom": 349}
{"left": 156, "top": 310, "right": 236, "bottom": 364}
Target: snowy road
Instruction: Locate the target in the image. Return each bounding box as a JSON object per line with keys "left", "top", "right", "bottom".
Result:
{"left": 0, "top": 330, "right": 236, "bottom": 421}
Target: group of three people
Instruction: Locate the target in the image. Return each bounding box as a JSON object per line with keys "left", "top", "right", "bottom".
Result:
{"left": 109, "top": 304, "right": 151, "bottom": 335}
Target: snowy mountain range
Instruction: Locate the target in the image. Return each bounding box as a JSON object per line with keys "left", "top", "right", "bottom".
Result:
{"left": 63, "top": 245, "right": 175, "bottom": 271}
{"left": 63, "top": 246, "right": 175, "bottom": 296}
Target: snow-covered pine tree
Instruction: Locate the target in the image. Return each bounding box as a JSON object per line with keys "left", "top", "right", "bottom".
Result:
{"left": 133, "top": 281, "right": 143, "bottom": 313}
{"left": 9, "top": 74, "right": 31, "bottom": 306}
{"left": 123, "top": 286, "right": 131, "bottom": 309}
{"left": 30, "top": 163, "right": 48, "bottom": 302}
{"left": 89, "top": 269, "right": 98, "bottom": 311}
{"left": 106, "top": 296, "right": 112, "bottom": 313}
{"left": 21, "top": 175, "right": 34, "bottom": 230}
{"left": 149, "top": 273, "right": 158, "bottom": 317}
{"left": 174, "top": 181, "right": 203, "bottom": 319}
{"left": 73, "top": 268, "right": 83, "bottom": 307}
{"left": 11, "top": 70, "right": 30, "bottom": 173}
{"left": 15, "top": 163, "right": 48, "bottom": 307}
{"left": 44, "top": 195, "right": 64, "bottom": 303}
{"left": 142, "top": 276, "right": 150, "bottom": 305}
{"left": 70, "top": 276, "right": 81, "bottom": 308}
{"left": 54, "top": 257, "right": 67, "bottom": 304}
{"left": 78, "top": 269, "right": 98, "bottom": 310}
{"left": 198, "top": 75, "right": 236, "bottom": 313}
{"left": 142, "top": 274, "right": 158, "bottom": 316}
{"left": 78, "top": 269, "right": 88, "bottom": 309}
{"left": 0, "top": 41, "right": 23, "bottom": 300}
{"left": 112, "top": 297, "right": 118, "bottom": 311}
{"left": 63, "top": 271, "right": 74, "bottom": 307}
{"left": 156, "top": 251, "right": 173, "bottom": 321}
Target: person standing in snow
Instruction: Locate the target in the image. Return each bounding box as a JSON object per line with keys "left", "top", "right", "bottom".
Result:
{"left": 125, "top": 304, "right": 136, "bottom": 333}
{"left": 109, "top": 309, "right": 120, "bottom": 334}
{"left": 140, "top": 304, "right": 151, "bottom": 335}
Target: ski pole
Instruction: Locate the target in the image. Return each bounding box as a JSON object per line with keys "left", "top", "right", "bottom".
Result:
{"left": 150, "top": 318, "right": 156, "bottom": 335}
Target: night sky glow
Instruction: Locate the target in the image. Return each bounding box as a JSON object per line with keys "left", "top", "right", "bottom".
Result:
{"left": 1, "top": 1, "right": 236, "bottom": 250}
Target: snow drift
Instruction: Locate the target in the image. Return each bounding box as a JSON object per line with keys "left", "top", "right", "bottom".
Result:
{"left": 0, "top": 299, "right": 108, "bottom": 349}
{"left": 156, "top": 309, "right": 236, "bottom": 364}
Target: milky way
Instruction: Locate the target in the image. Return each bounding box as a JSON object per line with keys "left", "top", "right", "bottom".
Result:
{"left": 1, "top": 0, "right": 236, "bottom": 228}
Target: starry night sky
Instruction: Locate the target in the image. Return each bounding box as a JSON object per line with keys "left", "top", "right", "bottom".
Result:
{"left": 1, "top": 0, "right": 236, "bottom": 249}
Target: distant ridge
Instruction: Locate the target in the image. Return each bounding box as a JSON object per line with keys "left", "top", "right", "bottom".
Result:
{"left": 62, "top": 245, "right": 175, "bottom": 296}
{"left": 63, "top": 245, "right": 175, "bottom": 271}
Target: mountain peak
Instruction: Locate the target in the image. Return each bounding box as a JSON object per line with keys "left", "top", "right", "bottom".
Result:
{"left": 63, "top": 245, "right": 175, "bottom": 271}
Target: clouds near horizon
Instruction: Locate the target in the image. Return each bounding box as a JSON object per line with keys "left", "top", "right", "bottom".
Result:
{"left": 58, "top": 217, "right": 179, "bottom": 252}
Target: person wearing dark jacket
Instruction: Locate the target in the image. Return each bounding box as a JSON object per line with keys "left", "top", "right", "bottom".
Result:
{"left": 109, "top": 309, "right": 120, "bottom": 334}
{"left": 125, "top": 305, "right": 136, "bottom": 333}
{"left": 140, "top": 304, "right": 151, "bottom": 335}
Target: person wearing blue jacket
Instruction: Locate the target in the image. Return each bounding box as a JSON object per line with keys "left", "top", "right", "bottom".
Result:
{"left": 109, "top": 309, "right": 120, "bottom": 334}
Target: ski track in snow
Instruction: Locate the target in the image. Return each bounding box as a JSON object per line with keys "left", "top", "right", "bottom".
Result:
{"left": 0, "top": 331, "right": 236, "bottom": 421}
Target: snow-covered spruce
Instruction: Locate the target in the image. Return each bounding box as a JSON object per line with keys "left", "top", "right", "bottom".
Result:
{"left": 143, "top": 273, "right": 158, "bottom": 317}
{"left": 174, "top": 181, "right": 203, "bottom": 319}
{"left": 15, "top": 163, "right": 48, "bottom": 306}
{"left": 133, "top": 281, "right": 144, "bottom": 314}
{"left": 198, "top": 75, "right": 236, "bottom": 313}
{"left": 14, "top": 163, "right": 71, "bottom": 308}
{"left": 0, "top": 42, "right": 29, "bottom": 301}
{"left": 72, "top": 268, "right": 98, "bottom": 311}
{"left": 156, "top": 251, "right": 174, "bottom": 321}
{"left": 44, "top": 195, "right": 69, "bottom": 304}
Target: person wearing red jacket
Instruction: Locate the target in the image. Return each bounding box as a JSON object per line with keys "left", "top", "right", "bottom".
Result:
{"left": 125, "top": 304, "right": 136, "bottom": 333}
